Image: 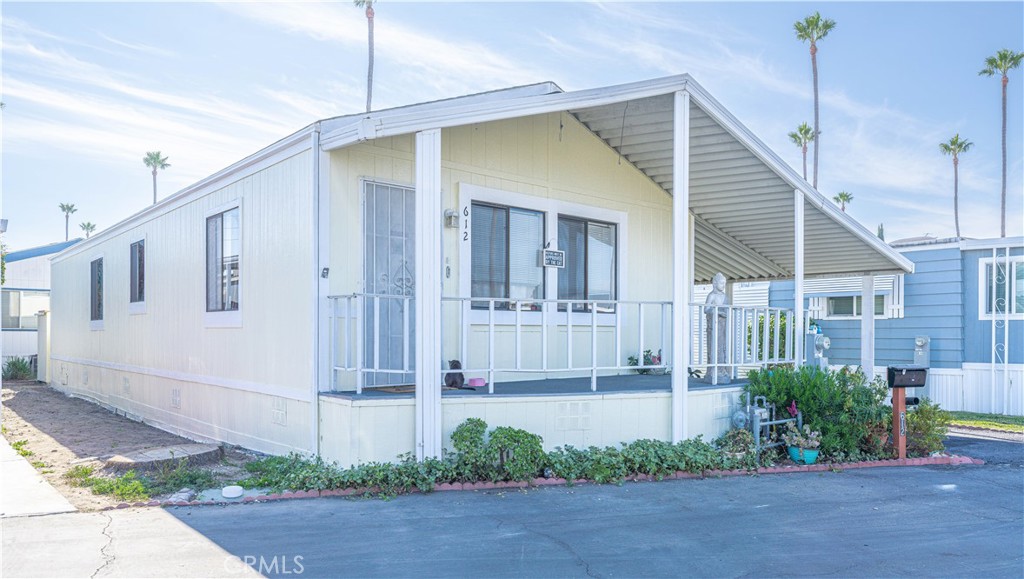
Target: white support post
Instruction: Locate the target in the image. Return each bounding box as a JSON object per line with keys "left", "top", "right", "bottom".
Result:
{"left": 313, "top": 128, "right": 329, "bottom": 456}
{"left": 860, "top": 275, "right": 875, "bottom": 376}
{"left": 793, "top": 189, "right": 805, "bottom": 367}
{"left": 671, "top": 90, "right": 691, "bottom": 443}
{"left": 414, "top": 128, "right": 443, "bottom": 460}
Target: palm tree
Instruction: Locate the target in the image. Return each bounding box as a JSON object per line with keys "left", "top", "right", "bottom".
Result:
{"left": 788, "top": 122, "right": 815, "bottom": 181}
{"left": 143, "top": 151, "right": 170, "bottom": 205}
{"left": 979, "top": 49, "right": 1024, "bottom": 237}
{"left": 354, "top": 0, "right": 375, "bottom": 113}
{"left": 877, "top": 223, "right": 885, "bottom": 241}
{"left": 79, "top": 222, "right": 97, "bottom": 239}
{"left": 59, "top": 203, "right": 77, "bottom": 241}
{"left": 832, "top": 191, "right": 853, "bottom": 212}
{"left": 794, "top": 12, "right": 836, "bottom": 189}
{"left": 939, "top": 134, "right": 973, "bottom": 239}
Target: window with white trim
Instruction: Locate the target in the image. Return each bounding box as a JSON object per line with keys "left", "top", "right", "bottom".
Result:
{"left": 979, "top": 257, "right": 1023, "bottom": 319}
{"left": 1, "top": 289, "right": 48, "bottom": 329}
{"left": 206, "top": 207, "right": 240, "bottom": 312}
{"left": 90, "top": 258, "right": 103, "bottom": 322}
{"left": 558, "top": 216, "right": 617, "bottom": 311}
{"left": 470, "top": 202, "right": 544, "bottom": 309}
{"left": 130, "top": 240, "right": 145, "bottom": 304}
{"left": 810, "top": 293, "right": 893, "bottom": 320}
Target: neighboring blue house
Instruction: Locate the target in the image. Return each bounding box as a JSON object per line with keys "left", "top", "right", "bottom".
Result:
{"left": 770, "top": 236, "right": 1023, "bottom": 415}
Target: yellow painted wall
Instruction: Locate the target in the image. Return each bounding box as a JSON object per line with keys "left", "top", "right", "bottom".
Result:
{"left": 327, "top": 112, "right": 675, "bottom": 384}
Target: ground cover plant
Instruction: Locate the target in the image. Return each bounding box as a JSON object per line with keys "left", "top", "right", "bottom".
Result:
{"left": 61, "top": 459, "right": 220, "bottom": 502}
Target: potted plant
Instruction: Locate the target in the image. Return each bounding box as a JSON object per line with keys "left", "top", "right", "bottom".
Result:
{"left": 782, "top": 423, "right": 821, "bottom": 465}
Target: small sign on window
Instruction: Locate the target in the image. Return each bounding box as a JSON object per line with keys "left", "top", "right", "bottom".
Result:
{"left": 541, "top": 249, "right": 565, "bottom": 268}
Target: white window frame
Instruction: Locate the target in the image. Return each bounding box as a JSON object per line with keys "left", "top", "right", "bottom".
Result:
{"left": 128, "top": 237, "right": 147, "bottom": 315}
{"left": 89, "top": 254, "right": 104, "bottom": 331}
{"left": 458, "top": 183, "right": 628, "bottom": 326}
{"left": 203, "top": 199, "right": 243, "bottom": 328}
{"left": 810, "top": 293, "right": 892, "bottom": 321}
{"left": 1, "top": 288, "right": 49, "bottom": 331}
{"left": 978, "top": 256, "right": 1024, "bottom": 321}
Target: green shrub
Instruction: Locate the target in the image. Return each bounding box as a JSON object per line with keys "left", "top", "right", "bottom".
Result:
{"left": 486, "top": 426, "right": 545, "bottom": 482}
{"left": 450, "top": 418, "right": 493, "bottom": 482}
{"left": 148, "top": 459, "right": 217, "bottom": 495}
{"left": 745, "top": 365, "right": 893, "bottom": 460}
{"left": 2, "top": 357, "right": 33, "bottom": 380}
{"left": 906, "top": 399, "right": 951, "bottom": 457}
{"left": 545, "top": 445, "right": 592, "bottom": 482}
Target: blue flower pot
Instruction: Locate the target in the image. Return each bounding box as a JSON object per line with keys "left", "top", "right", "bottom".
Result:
{"left": 788, "top": 446, "right": 819, "bottom": 465}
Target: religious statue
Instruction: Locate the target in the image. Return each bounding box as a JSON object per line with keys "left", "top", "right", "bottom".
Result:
{"left": 703, "top": 272, "right": 731, "bottom": 384}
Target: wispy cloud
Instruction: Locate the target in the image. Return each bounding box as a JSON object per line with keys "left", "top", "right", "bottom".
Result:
{"left": 96, "top": 32, "right": 176, "bottom": 58}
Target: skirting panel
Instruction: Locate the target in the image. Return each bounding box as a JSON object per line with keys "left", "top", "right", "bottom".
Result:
{"left": 49, "top": 359, "right": 314, "bottom": 456}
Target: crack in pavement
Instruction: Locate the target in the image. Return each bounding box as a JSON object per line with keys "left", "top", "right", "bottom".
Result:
{"left": 523, "top": 526, "right": 600, "bottom": 578}
{"left": 91, "top": 512, "right": 115, "bottom": 578}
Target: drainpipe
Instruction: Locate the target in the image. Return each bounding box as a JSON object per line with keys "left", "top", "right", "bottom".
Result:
{"left": 311, "top": 123, "right": 322, "bottom": 457}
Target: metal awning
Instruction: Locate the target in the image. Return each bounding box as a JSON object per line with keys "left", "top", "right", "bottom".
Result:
{"left": 569, "top": 88, "right": 912, "bottom": 283}
{"left": 321, "top": 74, "right": 914, "bottom": 283}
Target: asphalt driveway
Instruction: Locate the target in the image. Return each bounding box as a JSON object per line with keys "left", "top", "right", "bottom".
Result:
{"left": 169, "top": 435, "right": 1023, "bottom": 578}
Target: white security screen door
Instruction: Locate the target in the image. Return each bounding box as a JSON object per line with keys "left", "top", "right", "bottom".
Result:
{"left": 363, "top": 182, "right": 416, "bottom": 387}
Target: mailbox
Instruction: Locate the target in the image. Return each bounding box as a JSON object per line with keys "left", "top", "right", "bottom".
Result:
{"left": 887, "top": 365, "right": 927, "bottom": 388}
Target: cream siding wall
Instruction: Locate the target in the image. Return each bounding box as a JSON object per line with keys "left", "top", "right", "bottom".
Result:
{"left": 328, "top": 112, "right": 675, "bottom": 383}
{"left": 49, "top": 151, "right": 316, "bottom": 455}
{"left": 318, "top": 389, "right": 739, "bottom": 467}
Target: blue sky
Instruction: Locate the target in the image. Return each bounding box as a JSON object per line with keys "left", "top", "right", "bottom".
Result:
{"left": 2, "top": 1, "right": 1022, "bottom": 251}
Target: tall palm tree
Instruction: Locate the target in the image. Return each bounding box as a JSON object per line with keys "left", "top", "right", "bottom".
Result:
{"left": 79, "top": 222, "right": 97, "bottom": 239}
{"left": 939, "top": 134, "right": 973, "bottom": 239}
{"left": 59, "top": 203, "right": 77, "bottom": 241}
{"left": 788, "top": 122, "right": 815, "bottom": 181}
{"left": 877, "top": 223, "right": 885, "bottom": 241}
{"left": 143, "top": 151, "right": 170, "bottom": 205}
{"left": 979, "top": 49, "right": 1024, "bottom": 237}
{"left": 832, "top": 191, "right": 853, "bottom": 212}
{"left": 794, "top": 12, "right": 836, "bottom": 189}
{"left": 354, "top": 0, "right": 375, "bottom": 113}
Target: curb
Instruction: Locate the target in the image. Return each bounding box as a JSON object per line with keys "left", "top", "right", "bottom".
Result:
{"left": 95, "top": 453, "right": 985, "bottom": 512}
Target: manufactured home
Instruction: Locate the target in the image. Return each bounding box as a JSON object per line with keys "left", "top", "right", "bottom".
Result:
{"left": 2, "top": 239, "right": 80, "bottom": 363}
{"left": 769, "top": 236, "right": 1023, "bottom": 415}
{"left": 48, "top": 75, "right": 913, "bottom": 466}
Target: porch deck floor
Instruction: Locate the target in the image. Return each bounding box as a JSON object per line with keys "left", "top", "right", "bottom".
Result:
{"left": 326, "top": 373, "right": 747, "bottom": 400}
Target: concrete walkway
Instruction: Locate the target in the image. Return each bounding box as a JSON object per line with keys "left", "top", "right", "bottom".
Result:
{"left": 0, "top": 437, "right": 76, "bottom": 518}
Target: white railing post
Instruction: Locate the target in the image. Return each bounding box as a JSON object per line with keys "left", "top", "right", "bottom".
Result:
{"left": 356, "top": 294, "right": 365, "bottom": 394}
{"left": 542, "top": 301, "right": 549, "bottom": 372}
{"left": 566, "top": 303, "right": 574, "bottom": 370}
{"left": 515, "top": 303, "right": 522, "bottom": 371}
{"left": 591, "top": 301, "right": 598, "bottom": 391}
{"left": 488, "top": 300, "right": 495, "bottom": 394}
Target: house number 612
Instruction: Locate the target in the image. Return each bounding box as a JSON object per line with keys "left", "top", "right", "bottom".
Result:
{"left": 462, "top": 206, "right": 469, "bottom": 241}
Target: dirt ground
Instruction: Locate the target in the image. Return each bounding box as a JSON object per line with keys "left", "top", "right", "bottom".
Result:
{"left": 1, "top": 380, "right": 258, "bottom": 511}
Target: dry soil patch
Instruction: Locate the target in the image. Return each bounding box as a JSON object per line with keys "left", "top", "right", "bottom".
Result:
{"left": 1, "top": 380, "right": 257, "bottom": 510}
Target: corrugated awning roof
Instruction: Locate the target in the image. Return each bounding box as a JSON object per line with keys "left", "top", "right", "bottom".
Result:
{"left": 322, "top": 74, "right": 914, "bottom": 282}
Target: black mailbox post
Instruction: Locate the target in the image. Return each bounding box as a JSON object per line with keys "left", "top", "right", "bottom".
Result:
{"left": 887, "top": 364, "right": 928, "bottom": 459}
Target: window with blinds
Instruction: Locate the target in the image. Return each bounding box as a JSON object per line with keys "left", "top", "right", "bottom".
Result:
{"left": 471, "top": 202, "right": 544, "bottom": 309}
{"left": 558, "top": 216, "right": 617, "bottom": 311}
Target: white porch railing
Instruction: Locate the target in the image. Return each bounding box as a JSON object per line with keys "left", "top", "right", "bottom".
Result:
{"left": 688, "top": 303, "right": 799, "bottom": 385}
{"left": 329, "top": 294, "right": 799, "bottom": 393}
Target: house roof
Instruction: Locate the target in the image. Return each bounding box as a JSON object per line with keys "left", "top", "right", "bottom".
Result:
{"left": 5, "top": 239, "right": 82, "bottom": 263}
{"left": 320, "top": 74, "right": 914, "bottom": 282}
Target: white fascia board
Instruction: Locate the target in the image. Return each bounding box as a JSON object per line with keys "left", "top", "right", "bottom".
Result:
{"left": 319, "top": 74, "right": 696, "bottom": 151}
{"left": 960, "top": 237, "right": 1024, "bottom": 251}
{"left": 681, "top": 81, "right": 915, "bottom": 277}
{"left": 53, "top": 125, "right": 317, "bottom": 264}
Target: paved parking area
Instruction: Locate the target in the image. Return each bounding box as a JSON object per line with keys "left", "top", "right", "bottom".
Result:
{"left": 169, "top": 436, "right": 1023, "bottom": 578}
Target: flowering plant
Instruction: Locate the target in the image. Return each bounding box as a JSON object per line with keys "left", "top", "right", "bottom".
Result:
{"left": 782, "top": 423, "right": 821, "bottom": 449}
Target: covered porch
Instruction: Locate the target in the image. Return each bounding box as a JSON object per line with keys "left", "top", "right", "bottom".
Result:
{"left": 314, "top": 75, "right": 913, "bottom": 465}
